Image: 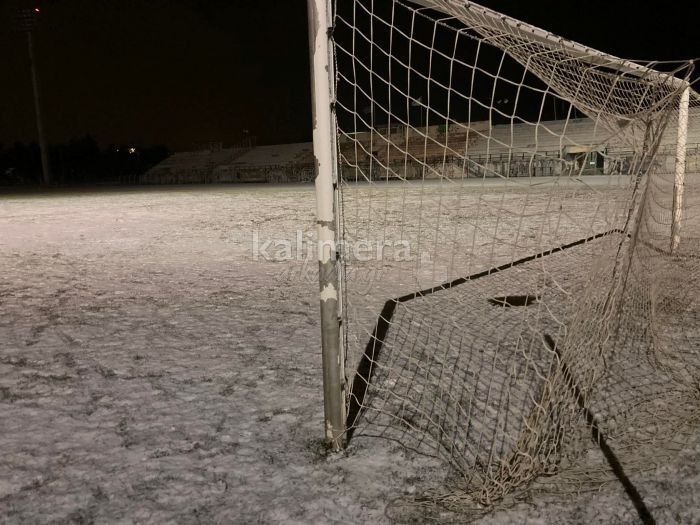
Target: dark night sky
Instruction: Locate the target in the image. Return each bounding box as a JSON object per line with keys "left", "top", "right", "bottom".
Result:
{"left": 1, "top": 0, "right": 699, "bottom": 151}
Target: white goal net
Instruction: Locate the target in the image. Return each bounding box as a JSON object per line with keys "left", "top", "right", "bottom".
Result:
{"left": 311, "top": 0, "right": 700, "bottom": 507}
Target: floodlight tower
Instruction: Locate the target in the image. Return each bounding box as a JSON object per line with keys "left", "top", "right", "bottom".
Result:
{"left": 14, "top": 3, "right": 51, "bottom": 185}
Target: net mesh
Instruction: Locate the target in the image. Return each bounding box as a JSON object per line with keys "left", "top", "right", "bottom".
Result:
{"left": 330, "top": 0, "right": 700, "bottom": 507}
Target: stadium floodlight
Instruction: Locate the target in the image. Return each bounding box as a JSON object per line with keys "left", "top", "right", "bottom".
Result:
{"left": 307, "top": 0, "right": 699, "bottom": 510}
{"left": 12, "top": 1, "right": 51, "bottom": 185}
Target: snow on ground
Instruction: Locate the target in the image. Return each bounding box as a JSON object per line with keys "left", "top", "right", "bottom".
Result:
{"left": 0, "top": 184, "right": 698, "bottom": 524}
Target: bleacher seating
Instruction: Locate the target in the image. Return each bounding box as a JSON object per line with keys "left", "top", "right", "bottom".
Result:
{"left": 339, "top": 108, "right": 700, "bottom": 180}
{"left": 142, "top": 109, "right": 700, "bottom": 184}
{"left": 142, "top": 142, "right": 314, "bottom": 184}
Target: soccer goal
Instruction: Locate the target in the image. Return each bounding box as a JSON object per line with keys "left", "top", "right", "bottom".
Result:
{"left": 307, "top": 0, "right": 700, "bottom": 505}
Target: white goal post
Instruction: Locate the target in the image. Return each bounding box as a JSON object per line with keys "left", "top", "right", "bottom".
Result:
{"left": 307, "top": 0, "right": 346, "bottom": 452}
{"left": 672, "top": 85, "right": 691, "bottom": 253}
{"left": 308, "top": 0, "right": 699, "bottom": 505}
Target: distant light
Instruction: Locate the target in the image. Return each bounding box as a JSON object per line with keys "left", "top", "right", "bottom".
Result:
{"left": 128, "top": 148, "right": 136, "bottom": 154}
{"left": 34, "top": 7, "right": 40, "bottom": 12}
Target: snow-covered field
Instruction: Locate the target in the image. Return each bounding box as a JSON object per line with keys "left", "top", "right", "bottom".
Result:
{"left": 1, "top": 183, "right": 698, "bottom": 524}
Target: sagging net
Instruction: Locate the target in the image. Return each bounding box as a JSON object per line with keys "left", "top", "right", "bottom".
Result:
{"left": 330, "top": 0, "right": 700, "bottom": 507}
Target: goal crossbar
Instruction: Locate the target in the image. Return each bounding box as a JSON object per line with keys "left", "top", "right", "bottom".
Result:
{"left": 411, "top": 0, "right": 694, "bottom": 91}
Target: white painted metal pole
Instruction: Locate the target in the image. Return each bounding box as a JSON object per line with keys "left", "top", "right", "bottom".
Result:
{"left": 671, "top": 86, "right": 690, "bottom": 253}
{"left": 307, "top": 0, "right": 346, "bottom": 451}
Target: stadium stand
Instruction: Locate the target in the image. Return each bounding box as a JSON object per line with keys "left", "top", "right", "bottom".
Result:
{"left": 142, "top": 142, "right": 314, "bottom": 184}
{"left": 141, "top": 111, "right": 700, "bottom": 184}
{"left": 340, "top": 109, "right": 700, "bottom": 180}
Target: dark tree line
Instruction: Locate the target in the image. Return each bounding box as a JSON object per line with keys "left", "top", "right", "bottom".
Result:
{"left": 0, "top": 136, "right": 170, "bottom": 186}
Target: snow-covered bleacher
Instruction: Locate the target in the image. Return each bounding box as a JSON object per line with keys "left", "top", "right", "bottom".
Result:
{"left": 340, "top": 108, "right": 700, "bottom": 179}
{"left": 142, "top": 142, "right": 314, "bottom": 184}
{"left": 142, "top": 109, "right": 700, "bottom": 184}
